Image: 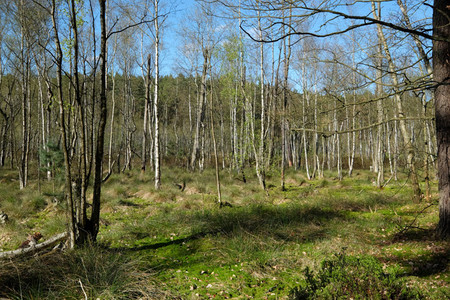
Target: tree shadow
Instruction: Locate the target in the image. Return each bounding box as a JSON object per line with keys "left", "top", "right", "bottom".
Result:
{"left": 112, "top": 204, "right": 349, "bottom": 254}
{"left": 407, "top": 246, "right": 449, "bottom": 277}
{"left": 115, "top": 231, "right": 211, "bottom": 252}
{"left": 392, "top": 227, "right": 438, "bottom": 243}
{"left": 378, "top": 228, "right": 450, "bottom": 278}
{"left": 386, "top": 245, "right": 449, "bottom": 277}
{"left": 118, "top": 199, "right": 141, "bottom": 207}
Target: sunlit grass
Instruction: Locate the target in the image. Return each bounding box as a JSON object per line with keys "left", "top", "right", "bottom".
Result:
{"left": 0, "top": 166, "right": 448, "bottom": 299}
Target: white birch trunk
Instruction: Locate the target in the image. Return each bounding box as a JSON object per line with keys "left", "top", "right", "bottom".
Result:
{"left": 154, "top": 0, "right": 161, "bottom": 189}
{"left": 372, "top": 1, "right": 420, "bottom": 199}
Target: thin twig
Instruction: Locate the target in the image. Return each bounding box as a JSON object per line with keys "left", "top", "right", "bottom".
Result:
{"left": 395, "top": 203, "right": 436, "bottom": 237}
{"left": 382, "top": 174, "right": 394, "bottom": 188}
{"left": 79, "top": 279, "right": 88, "bottom": 300}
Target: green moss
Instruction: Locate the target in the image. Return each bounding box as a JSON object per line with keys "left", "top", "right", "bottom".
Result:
{"left": 0, "top": 167, "right": 446, "bottom": 299}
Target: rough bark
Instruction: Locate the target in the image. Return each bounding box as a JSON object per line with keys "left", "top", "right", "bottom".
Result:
{"left": 434, "top": 0, "right": 450, "bottom": 238}
{"left": 70, "top": 0, "right": 89, "bottom": 239}
{"left": 190, "top": 49, "right": 208, "bottom": 170}
{"left": 90, "top": 0, "right": 108, "bottom": 242}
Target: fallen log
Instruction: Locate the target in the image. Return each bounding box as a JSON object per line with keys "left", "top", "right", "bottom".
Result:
{"left": 0, "top": 232, "right": 68, "bottom": 260}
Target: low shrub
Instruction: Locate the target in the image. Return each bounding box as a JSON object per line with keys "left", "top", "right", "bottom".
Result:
{"left": 290, "top": 251, "right": 421, "bottom": 299}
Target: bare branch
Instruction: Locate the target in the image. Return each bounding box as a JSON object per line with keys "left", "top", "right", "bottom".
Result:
{"left": 292, "top": 116, "right": 434, "bottom": 137}
{"left": 236, "top": 2, "right": 445, "bottom": 44}
{"left": 0, "top": 232, "right": 68, "bottom": 260}
{"left": 106, "top": 12, "right": 169, "bottom": 40}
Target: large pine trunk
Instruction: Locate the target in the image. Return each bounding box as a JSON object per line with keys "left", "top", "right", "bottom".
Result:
{"left": 434, "top": 0, "right": 450, "bottom": 239}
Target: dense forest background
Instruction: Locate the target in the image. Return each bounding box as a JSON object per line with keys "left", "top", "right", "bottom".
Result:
{"left": 0, "top": 1, "right": 449, "bottom": 298}
{"left": 0, "top": 0, "right": 447, "bottom": 245}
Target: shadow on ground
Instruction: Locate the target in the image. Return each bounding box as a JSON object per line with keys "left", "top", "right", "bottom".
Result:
{"left": 378, "top": 228, "right": 450, "bottom": 278}
{"left": 113, "top": 203, "right": 350, "bottom": 252}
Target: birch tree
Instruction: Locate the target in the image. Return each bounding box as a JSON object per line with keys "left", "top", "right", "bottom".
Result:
{"left": 372, "top": 1, "right": 421, "bottom": 200}
{"left": 50, "top": 0, "right": 76, "bottom": 248}
{"left": 153, "top": 0, "right": 161, "bottom": 189}
{"left": 184, "top": 5, "right": 221, "bottom": 171}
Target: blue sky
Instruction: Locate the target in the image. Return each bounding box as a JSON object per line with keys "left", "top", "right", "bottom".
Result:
{"left": 152, "top": 0, "right": 433, "bottom": 78}
{"left": 160, "top": 0, "right": 197, "bottom": 75}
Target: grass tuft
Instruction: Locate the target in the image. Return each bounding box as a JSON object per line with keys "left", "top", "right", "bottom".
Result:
{"left": 0, "top": 245, "right": 173, "bottom": 299}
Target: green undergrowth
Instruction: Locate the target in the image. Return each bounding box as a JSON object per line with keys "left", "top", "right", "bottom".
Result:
{"left": 290, "top": 250, "right": 422, "bottom": 299}
{"left": 0, "top": 167, "right": 448, "bottom": 299}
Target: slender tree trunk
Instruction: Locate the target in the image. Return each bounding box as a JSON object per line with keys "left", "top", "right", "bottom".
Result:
{"left": 0, "top": 113, "right": 8, "bottom": 167}
{"left": 281, "top": 9, "right": 292, "bottom": 190}
{"left": 375, "top": 25, "right": 384, "bottom": 188}
{"left": 397, "top": 0, "right": 433, "bottom": 77}
{"left": 35, "top": 66, "right": 45, "bottom": 180}
{"left": 9, "top": 102, "right": 15, "bottom": 170}
{"left": 51, "top": 0, "right": 75, "bottom": 248}
{"left": 153, "top": 0, "right": 161, "bottom": 189}
{"left": 0, "top": 37, "right": 5, "bottom": 167}
{"left": 422, "top": 96, "right": 431, "bottom": 201}
{"left": 209, "top": 76, "right": 221, "bottom": 204}
{"left": 398, "top": 0, "right": 436, "bottom": 190}
{"left": 108, "top": 36, "right": 117, "bottom": 174}
{"left": 348, "top": 45, "right": 357, "bottom": 176}
{"left": 238, "top": 6, "right": 247, "bottom": 181}
{"left": 313, "top": 72, "right": 320, "bottom": 178}
{"left": 373, "top": 1, "right": 420, "bottom": 199}
{"left": 219, "top": 102, "right": 225, "bottom": 169}
{"left": 90, "top": 0, "right": 108, "bottom": 242}
{"left": 19, "top": 0, "right": 30, "bottom": 189}
{"left": 320, "top": 135, "right": 326, "bottom": 178}
{"left": 70, "top": 0, "right": 89, "bottom": 237}
{"left": 190, "top": 50, "right": 208, "bottom": 171}
{"left": 255, "top": 11, "right": 266, "bottom": 191}
{"left": 302, "top": 54, "right": 310, "bottom": 179}
{"left": 188, "top": 86, "right": 192, "bottom": 138}
{"left": 87, "top": 0, "right": 97, "bottom": 183}
{"left": 141, "top": 32, "right": 151, "bottom": 173}
{"left": 337, "top": 126, "right": 342, "bottom": 180}
{"left": 235, "top": 1, "right": 242, "bottom": 172}
{"left": 386, "top": 122, "right": 393, "bottom": 175}
{"left": 231, "top": 93, "right": 238, "bottom": 170}
{"left": 394, "top": 120, "right": 398, "bottom": 180}
{"left": 200, "top": 125, "right": 205, "bottom": 171}
{"left": 240, "top": 67, "right": 247, "bottom": 183}
{"left": 43, "top": 76, "right": 53, "bottom": 180}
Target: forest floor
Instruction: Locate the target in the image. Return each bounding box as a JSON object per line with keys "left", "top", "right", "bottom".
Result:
{"left": 0, "top": 166, "right": 448, "bottom": 299}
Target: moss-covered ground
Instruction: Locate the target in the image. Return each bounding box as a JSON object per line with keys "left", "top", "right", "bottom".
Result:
{"left": 0, "top": 167, "right": 448, "bottom": 299}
